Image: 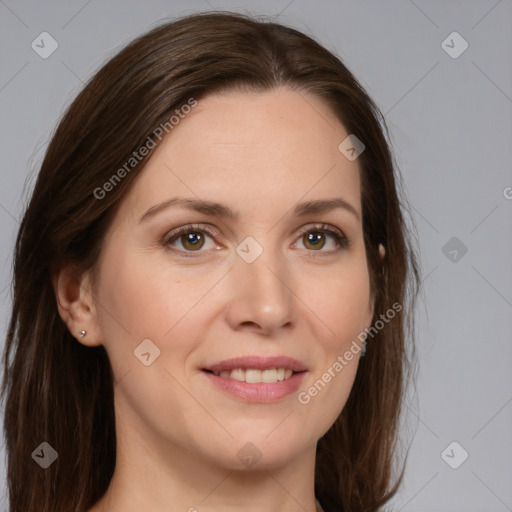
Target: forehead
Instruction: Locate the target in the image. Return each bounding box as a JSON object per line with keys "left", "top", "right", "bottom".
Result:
{"left": 120, "top": 87, "right": 362, "bottom": 223}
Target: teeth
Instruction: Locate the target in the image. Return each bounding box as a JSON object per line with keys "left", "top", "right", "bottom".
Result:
{"left": 230, "top": 368, "right": 245, "bottom": 381}
{"left": 245, "top": 369, "right": 262, "bottom": 383}
{"left": 212, "top": 367, "right": 295, "bottom": 383}
{"left": 261, "top": 369, "right": 277, "bottom": 383}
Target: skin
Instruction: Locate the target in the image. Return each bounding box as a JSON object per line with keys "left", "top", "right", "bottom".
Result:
{"left": 54, "top": 87, "right": 385, "bottom": 512}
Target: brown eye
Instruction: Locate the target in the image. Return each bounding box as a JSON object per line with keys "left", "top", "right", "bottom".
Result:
{"left": 163, "top": 224, "right": 220, "bottom": 256}
{"left": 294, "top": 225, "right": 349, "bottom": 254}
{"left": 303, "top": 231, "right": 327, "bottom": 250}
{"left": 179, "top": 232, "right": 205, "bottom": 251}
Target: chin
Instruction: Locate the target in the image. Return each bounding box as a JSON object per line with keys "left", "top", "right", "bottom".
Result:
{"left": 205, "top": 431, "right": 310, "bottom": 472}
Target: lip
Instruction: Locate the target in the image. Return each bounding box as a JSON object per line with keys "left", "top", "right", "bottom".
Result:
{"left": 201, "top": 356, "right": 308, "bottom": 403}
{"left": 202, "top": 370, "right": 307, "bottom": 403}
{"left": 202, "top": 355, "right": 308, "bottom": 373}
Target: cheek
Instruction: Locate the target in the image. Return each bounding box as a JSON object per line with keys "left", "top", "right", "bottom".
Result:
{"left": 94, "top": 254, "right": 211, "bottom": 441}
{"left": 94, "top": 250, "right": 222, "bottom": 377}
{"left": 302, "top": 258, "right": 372, "bottom": 346}
{"left": 293, "top": 260, "right": 370, "bottom": 430}
{"left": 97, "top": 248, "right": 194, "bottom": 335}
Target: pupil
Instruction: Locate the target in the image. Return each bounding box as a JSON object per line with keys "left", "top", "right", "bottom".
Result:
{"left": 307, "top": 232, "right": 324, "bottom": 247}
{"left": 309, "top": 233, "right": 318, "bottom": 244}
{"left": 184, "top": 232, "right": 202, "bottom": 248}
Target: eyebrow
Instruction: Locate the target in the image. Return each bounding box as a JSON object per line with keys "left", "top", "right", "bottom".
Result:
{"left": 139, "top": 196, "right": 360, "bottom": 223}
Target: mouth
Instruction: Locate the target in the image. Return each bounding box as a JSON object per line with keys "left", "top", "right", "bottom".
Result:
{"left": 201, "top": 356, "right": 308, "bottom": 402}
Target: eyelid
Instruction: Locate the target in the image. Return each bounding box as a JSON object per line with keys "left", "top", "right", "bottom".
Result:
{"left": 294, "top": 222, "right": 345, "bottom": 240}
{"left": 163, "top": 223, "right": 221, "bottom": 243}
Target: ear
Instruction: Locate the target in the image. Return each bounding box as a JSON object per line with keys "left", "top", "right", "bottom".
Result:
{"left": 51, "top": 264, "right": 102, "bottom": 347}
{"left": 378, "top": 243, "right": 386, "bottom": 260}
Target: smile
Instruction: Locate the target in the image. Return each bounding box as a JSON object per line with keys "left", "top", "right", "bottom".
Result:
{"left": 201, "top": 356, "right": 308, "bottom": 402}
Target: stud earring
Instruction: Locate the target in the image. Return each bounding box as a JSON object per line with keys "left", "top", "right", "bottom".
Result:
{"left": 79, "top": 330, "right": 86, "bottom": 337}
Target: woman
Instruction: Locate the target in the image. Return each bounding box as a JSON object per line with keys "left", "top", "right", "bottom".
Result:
{"left": 1, "top": 11, "right": 420, "bottom": 512}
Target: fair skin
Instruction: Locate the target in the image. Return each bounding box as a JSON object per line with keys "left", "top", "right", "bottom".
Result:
{"left": 54, "top": 87, "right": 384, "bottom": 512}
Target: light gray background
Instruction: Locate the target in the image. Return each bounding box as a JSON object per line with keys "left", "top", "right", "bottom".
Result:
{"left": 1, "top": 1, "right": 511, "bottom": 511}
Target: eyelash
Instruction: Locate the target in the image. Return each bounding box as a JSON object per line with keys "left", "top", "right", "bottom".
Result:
{"left": 162, "top": 223, "right": 350, "bottom": 258}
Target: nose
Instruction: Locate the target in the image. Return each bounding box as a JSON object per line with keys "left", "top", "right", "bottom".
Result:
{"left": 224, "top": 244, "right": 295, "bottom": 336}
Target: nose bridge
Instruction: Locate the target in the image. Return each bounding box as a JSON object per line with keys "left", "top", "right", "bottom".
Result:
{"left": 226, "top": 235, "right": 295, "bottom": 332}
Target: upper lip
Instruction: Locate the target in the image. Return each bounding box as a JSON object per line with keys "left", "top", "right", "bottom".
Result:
{"left": 202, "top": 356, "right": 308, "bottom": 373}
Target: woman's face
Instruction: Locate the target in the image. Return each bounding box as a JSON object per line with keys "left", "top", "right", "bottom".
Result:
{"left": 88, "top": 87, "right": 375, "bottom": 469}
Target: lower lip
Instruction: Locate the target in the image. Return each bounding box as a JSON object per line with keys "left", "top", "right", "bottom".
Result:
{"left": 202, "top": 370, "right": 307, "bottom": 402}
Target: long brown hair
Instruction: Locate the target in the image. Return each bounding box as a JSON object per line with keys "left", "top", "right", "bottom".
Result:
{"left": 1, "top": 11, "right": 420, "bottom": 512}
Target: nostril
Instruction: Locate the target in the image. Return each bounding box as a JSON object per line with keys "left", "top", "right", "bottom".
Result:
{"left": 239, "top": 321, "right": 261, "bottom": 330}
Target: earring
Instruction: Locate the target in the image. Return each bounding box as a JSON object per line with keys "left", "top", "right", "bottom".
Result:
{"left": 361, "top": 339, "right": 367, "bottom": 357}
{"left": 79, "top": 330, "right": 86, "bottom": 337}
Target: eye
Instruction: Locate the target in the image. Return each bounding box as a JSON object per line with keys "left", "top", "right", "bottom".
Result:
{"left": 162, "top": 222, "right": 350, "bottom": 258}
{"left": 293, "top": 223, "right": 350, "bottom": 255}
{"left": 163, "top": 223, "right": 221, "bottom": 257}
